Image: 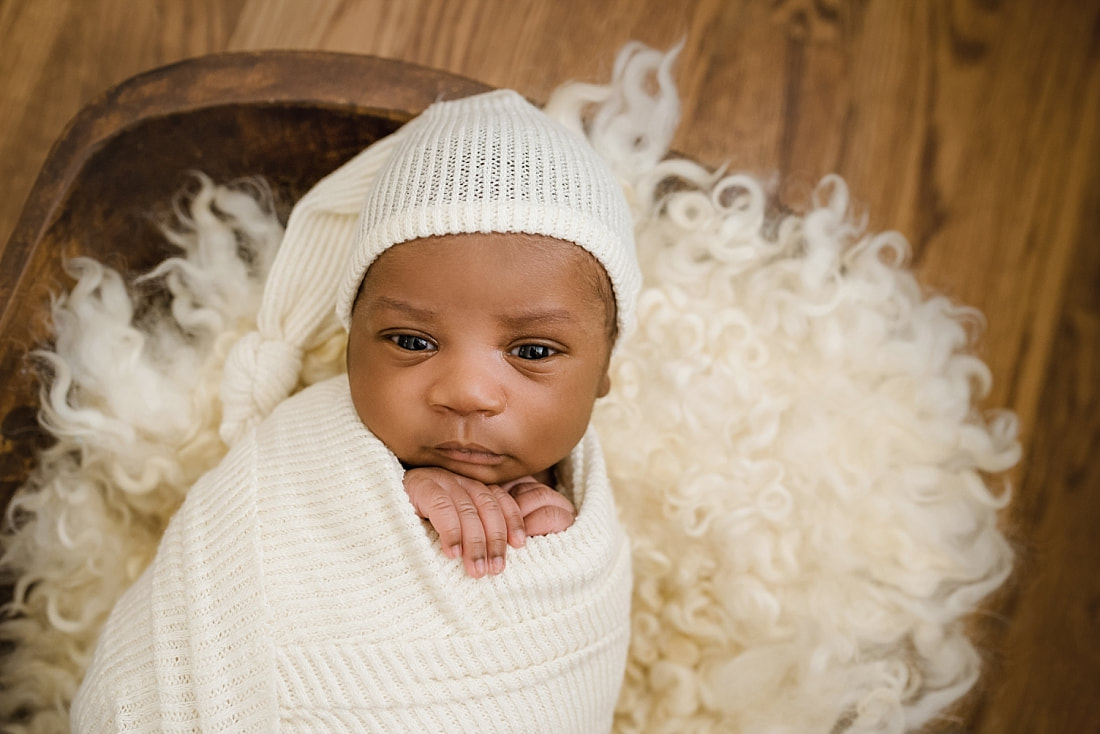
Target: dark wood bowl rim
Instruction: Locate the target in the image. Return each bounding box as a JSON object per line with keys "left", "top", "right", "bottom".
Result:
{"left": 0, "top": 50, "right": 493, "bottom": 335}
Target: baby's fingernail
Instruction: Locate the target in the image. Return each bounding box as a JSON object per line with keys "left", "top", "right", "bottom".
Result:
{"left": 474, "top": 559, "right": 487, "bottom": 577}
{"left": 514, "top": 529, "right": 526, "bottom": 547}
{"left": 490, "top": 557, "right": 505, "bottom": 575}
{"left": 448, "top": 544, "right": 461, "bottom": 559}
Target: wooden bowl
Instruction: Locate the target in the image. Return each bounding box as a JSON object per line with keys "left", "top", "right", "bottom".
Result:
{"left": 0, "top": 52, "right": 491, "bottom": 524}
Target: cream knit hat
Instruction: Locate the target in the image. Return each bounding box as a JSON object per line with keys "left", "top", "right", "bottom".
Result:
{"left": 335, "top": 89, "right": 640, "bottom": 336}
{"left": 219, "top": 90, "right": 640, "bottom": 446}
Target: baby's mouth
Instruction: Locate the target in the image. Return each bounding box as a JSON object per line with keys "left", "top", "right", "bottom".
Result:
{"left": 434, "top": 442, "right": 505, "bottom": 466}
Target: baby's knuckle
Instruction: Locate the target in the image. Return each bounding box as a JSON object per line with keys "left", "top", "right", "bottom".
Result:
{"left": 456, "top": 503, "right": 481, "bottom": 519}
{"left": 472, "top": 489, "right": 499, "bottom": 507}
{"left": 426, "top": 494, "right": 454, "bottom": 512}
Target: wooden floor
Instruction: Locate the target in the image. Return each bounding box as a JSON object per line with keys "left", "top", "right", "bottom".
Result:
{"left": 1, "top": 0, "right": 1097, "bottom": 729}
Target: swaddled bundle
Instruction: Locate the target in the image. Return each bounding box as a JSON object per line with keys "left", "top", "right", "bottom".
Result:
{"left": 71, "top": 375, "right": 631, "bottom": 732}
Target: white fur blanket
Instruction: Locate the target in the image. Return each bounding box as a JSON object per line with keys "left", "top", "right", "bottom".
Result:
{"left": 70, "top": 375, "right": 632, "bottom": 733}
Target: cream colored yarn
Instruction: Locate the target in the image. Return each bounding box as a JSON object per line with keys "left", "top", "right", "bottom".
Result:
{"left": 220, "top": 89, "right": 641, "bottom": 447}
{"left": 218, "top": 132, "right": 402, "bottom": 445}
{"left": 335, "top": 89, "right": 640, "bottom": 337}
{"left": 72, "top": 375, "right": 632, "bottom": 733}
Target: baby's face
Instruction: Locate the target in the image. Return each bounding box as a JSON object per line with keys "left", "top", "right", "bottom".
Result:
{"left": 346, "top": 233, "right": 614, "bottom": 486}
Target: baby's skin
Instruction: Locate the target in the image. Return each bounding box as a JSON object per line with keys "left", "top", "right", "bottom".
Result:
{"left": 403, "top": 468, "right": 576, "bottom": 577}
{"left": 345, "top": 232, "right": 616, "bottom": 578}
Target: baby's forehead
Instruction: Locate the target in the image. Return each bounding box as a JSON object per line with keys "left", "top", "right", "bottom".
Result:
{"left": 354, "top": 232, "right": 617, "bottom": 330}
{"left": 368, "top": 232, "right": 610, "bottom": 287}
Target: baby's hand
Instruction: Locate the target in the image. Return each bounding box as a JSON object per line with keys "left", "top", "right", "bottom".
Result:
{"left": 403, "top": 467, "right": 526, "bottom": 578}
{"left": 502, "top": 476, "right": 576, "bottom": 536}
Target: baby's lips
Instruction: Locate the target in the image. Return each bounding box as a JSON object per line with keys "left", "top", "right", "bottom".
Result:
{"left": 433, "top": 442, "right": 507, "bottom": 467}
{"left": 434, "top": 440, "right": 500, "bottom": 455}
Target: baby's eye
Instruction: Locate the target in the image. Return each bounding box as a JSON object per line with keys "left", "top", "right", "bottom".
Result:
{"left": 510, "top": 344, "right": 557, "bottom": 360}
{"left": 390, "top": 334, "right": 435, "bottom": 352}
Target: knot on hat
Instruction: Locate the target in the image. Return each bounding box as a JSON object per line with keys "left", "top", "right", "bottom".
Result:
{"left": 219, "top": 331, "right": 302, "bottom": 445}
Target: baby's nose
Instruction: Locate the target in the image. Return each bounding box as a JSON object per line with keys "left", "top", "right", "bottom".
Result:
{"left": 428, "top": 349, "right": 507, "bottom": 416}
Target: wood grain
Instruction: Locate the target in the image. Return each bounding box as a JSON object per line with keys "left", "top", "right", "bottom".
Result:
{"left": 1, "top": 0, "right": 1097, "bottom": 729}
{"left": 971, "top": 169, "right": 1100, "bottom": 733}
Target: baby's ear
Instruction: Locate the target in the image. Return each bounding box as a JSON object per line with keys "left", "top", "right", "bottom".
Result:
{"left": 597, "top": 371, "right": 611, "bottom": 398}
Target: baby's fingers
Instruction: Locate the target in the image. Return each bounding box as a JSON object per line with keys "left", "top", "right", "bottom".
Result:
{"left": 511, "top": 483, "right": 576, "bottom": 537}
{"left": 463, "top": 485, "right": 521, "bottom": 577}
{"left": 522, "top": 505, "right": 576, "bottom": 536}
{"left": 498, "top": 490, "right": 526, "bottom": 549}
{"left": 418, "top": 492, "right": 465, "bottom": 561}
{"left": 403, "top": 468, "right": 524, "bottom": 578}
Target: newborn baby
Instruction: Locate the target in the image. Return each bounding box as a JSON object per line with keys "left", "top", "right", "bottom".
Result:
{"left": 72, "top": 89, "right": 637, "bottom": 733}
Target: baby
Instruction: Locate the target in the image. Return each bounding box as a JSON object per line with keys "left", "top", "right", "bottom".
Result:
{"left": 73, "top": 90, "right": 637, "bottom": 732}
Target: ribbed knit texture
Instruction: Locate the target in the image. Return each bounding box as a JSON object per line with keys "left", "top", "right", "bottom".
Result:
{"left": 335, "top": 90, "right": 640, "bottom": 342}
{"left": 73, "top": 375, "right": 632, "bottom": 733}
{"left": 218, "top": 133, "right": 403, "bottom": 446}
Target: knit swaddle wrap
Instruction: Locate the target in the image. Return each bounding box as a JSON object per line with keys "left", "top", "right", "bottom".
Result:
{"left": 72, "top": 375, "right": 633, "bottom": 732}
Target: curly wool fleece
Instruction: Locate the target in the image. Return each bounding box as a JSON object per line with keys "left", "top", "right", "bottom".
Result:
{"left": 0, "top": 42, "right": 1018, "bottom": 733}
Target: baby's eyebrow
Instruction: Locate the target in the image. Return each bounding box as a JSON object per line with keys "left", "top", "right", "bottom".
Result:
{"left": 498, "top": 308, "right": 577, "bottom": 329}
{"left": 368, "top": 296, "right": 440, "bottom": 320}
